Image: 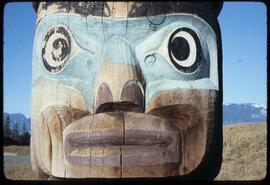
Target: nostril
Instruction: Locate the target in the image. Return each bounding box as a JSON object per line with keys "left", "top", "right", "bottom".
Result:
{"left": 95, "top": 83, "right": 113, "bottom": 111}
{"left": 95, "top": 82, "right": 144, "bottom": 113}
{"left": 95, "top": 81, "right": 145, "bottom": 114}
{"left": 121, "top": 81, "right": 144, "bottom": 109}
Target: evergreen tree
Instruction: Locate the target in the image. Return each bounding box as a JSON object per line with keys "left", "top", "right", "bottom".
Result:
{"left": 20, "top": 131, "right": 30, "bottom": 145}
{"left": 20, "top": 123, "right": 30, "bottom": 145}
{"left": 13, "top": 121, "right": 19, "bottom": 141}
{"left": 22, "top": 122, "right": 26, "bottom": 134}
{"left": 3, "top": 115, "right": 11, "bottom": 138}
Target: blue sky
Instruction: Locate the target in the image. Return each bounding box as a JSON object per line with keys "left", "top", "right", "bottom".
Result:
{"left": 3, "top": 2, "right": 267, "bottom": 118}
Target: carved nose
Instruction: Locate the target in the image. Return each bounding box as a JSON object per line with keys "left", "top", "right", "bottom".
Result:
{"left": 121, "top": 80, "right": 144, "bottom": 108}
{"left": 94, "top": 36, "right": 144, "bottom": 113}
{"left": 95, "top": 80, "right": 144, "bottom": 113}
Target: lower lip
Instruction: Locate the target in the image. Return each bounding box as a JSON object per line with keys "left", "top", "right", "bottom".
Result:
{"left": 63, "top": 112, "right": 180, "bottom": 172}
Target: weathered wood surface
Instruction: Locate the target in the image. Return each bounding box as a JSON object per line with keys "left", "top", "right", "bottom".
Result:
{"left": 31, "top": 78, "right": 89, "bottom": 176}
{"left": 147, "top": 89, "right": 218, "bottom": 175}
{"left": 95, "top": 62, "right": 143, "bottom": 113}
{"left": 62, "top": 112, "right": 180, "bottom": 178}
{"left": 33, "top": 94, "right": 217, "bottom": 178}
{"left": 31, "top": 1, "right": 222, "bottom": 179}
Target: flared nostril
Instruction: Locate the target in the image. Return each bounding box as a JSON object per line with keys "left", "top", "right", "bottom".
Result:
{"left": 121, "top": 81, "right": 144, "bottom": 109}
{"left": 95, "top": 83, "right": 113, "bottom": 112}
{"left": 94, "top": 81, "right": 144, "bottom": 114}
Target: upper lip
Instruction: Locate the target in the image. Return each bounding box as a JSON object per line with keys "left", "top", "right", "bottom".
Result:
{"left": 65, "top": 129, "right": 174, "bottom": 148}
{"left": 64, "top": 111, "right": 179, "bottom": 153}
{"left": 63, "top": 112, "right": 181, "bottom": 170}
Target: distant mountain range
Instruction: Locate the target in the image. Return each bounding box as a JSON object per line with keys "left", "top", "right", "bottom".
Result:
{"left": 3, "top": 113, "right": 31, "bottom": 134}
{"left": 3, "top": 103, "right": 267, "bottom": 133}
{"left": 223, "top": 103, "right": 266, "bottom": 124}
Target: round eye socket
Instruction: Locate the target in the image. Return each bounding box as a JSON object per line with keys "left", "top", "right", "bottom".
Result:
{"left": 42, "top": 26, "right": 71, "bottom": 73}
{"left": 168, "top": 28, "right": 202, "bottom": 73}
{"left": 171, "top": 37, "right": 190, "bottom": 61}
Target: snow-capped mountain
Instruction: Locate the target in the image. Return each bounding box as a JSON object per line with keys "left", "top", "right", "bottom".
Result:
{"left": 223, "top": 103, "right": 267, "bottom": 124}
{"left": 3, "top": 103, "right": 267, "bottom": 132}
{"left": 3, "top": 112, "right": 31, "bottom": 133}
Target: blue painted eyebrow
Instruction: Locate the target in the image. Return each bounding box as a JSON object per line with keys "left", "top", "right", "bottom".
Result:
{"left": 36, "top": 14, "right": 160, "bottom": 56}
{"left": 33, "top": 13, "right": 218, "bottom": 111}
{"left": 36, "top": 13, "right": 210, "bottom": 54}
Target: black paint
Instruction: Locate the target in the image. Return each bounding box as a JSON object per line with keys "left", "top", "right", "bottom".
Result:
{"left": 171, "top": 37, "right": 190, "bottom": 61}
{"left": 42, "top": 26, "right": 71, "bottom": 73}
{"left": 33, "top": 2, "right": 223, "bottom": 37}
{"left": 168, "top": 27, "right": 202, "bottom": 73}
{"left": 51, "top": 38, "right": 69, "bottom": 62}
{"left": 33, "top": 2, "right": 222, "bottom": 25}
{"left": 70, "top": 2, "right": 110, "bottom": 17}
{"left": 38, "top": 2, "right": 110, "bottom": 17}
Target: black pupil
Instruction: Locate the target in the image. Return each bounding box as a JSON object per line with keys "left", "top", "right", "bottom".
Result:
{"left": 52, "top": 38, "right": 69, "bottom": 62}
{"left": 171, "top": 37, "right": 190, "bottom": 61}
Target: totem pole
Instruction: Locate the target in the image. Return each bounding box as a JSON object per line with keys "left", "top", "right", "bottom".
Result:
{"left": 31, "top": 2, "right": 223, "bottom": 179}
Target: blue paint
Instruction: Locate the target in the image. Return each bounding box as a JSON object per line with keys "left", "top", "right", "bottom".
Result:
{"left": 32, "top": 13, "right": 218, "bottom": 111}
{"left": 102, "top": 36, "right": 136, "bottom": 65}
{"left": 146, "top": 78, "right": 217, "bottom": 103}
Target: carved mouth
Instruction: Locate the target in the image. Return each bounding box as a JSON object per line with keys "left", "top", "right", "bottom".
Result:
{"left": 63, "top": 112, "right": 180, "bottom": 175}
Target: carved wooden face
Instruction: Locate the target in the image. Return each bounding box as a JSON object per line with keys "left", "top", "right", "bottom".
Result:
{"left": 31, "top": 2, "right": 222, "bottom": 179}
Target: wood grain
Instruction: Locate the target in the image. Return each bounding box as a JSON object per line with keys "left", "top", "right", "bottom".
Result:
{"left": 63, "top": 113, "right": 123, "bottom": 178}
{"left": 31, "top": 1, "right": 222, "bottom": 177}
{"left": 122, "top": 112, "right": 180, "bottom": 177}
{"left": 94, "top": 60, "right": 143, "bottom": 113}
{"left": 32, "top": 88, "right": 217, "bottom": 177}
{"left": 147, "top": 89, "right": 218, "bottom": 175}
{"left": 31, "top": 78, "right": 89, "bottom": 177}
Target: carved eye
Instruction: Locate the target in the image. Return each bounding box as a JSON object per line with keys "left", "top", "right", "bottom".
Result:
{"left": 168, "top": 28, "right": 202, "bottom": 73}
{"left": 42, "top": 26, "right": 71, "bottom": 73}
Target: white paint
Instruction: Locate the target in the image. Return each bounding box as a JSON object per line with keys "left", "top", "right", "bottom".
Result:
{"left": 171, "top": 31, "right": 196, "bottom": 68}
{"left": 41, "top": 24, "right": 89, "bottom": 74}
{"left": 33, "top": 13, "right": 220, "bottom": 111}
{"left": 43, "top": 31, "right": 70, "bottom": 67}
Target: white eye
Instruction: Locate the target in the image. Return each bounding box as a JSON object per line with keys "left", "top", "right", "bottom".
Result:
{"left": 42, "top": 26, "right": 71, "bottom": 73}
{"left": 168, "top": 28, "right": 201, "bottom": 73}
